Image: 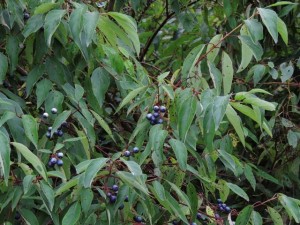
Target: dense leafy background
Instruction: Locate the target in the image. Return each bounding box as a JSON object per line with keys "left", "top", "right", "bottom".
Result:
{"left": 0, "top": 0, "right": 299, "bottom": 224}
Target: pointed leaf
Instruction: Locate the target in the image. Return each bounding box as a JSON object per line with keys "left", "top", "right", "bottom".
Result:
{"left": 258, "top": 8, "right": 278, "bottom": 43}
{"left": 222, "top": 51, "right": 233, "bottom": 94}
{"left": 169, "top": 139, "right": 187, "bottom": 171}
{"left": 0, "top": 52, "right": 8, "bottom": 84}
{"left": 44, "top": 10, "right": 66, "bottom": 47}
{"left": 62, "top": 201, "right": 81, "bottom": 225}
{"left": 226, "top": 182, "right": 249, "bottom": 201}
{"left": 0, "top": 131, "right": 11, "bottom": 185}
{"left": 22, "top": 115, "right": 39, "bottom": 149}
{"left": 225, "top": 105, "right": 245, "bottom": 146}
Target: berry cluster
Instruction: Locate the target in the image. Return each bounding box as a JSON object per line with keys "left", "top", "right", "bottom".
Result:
{"left": 48, "top": 152, "right": 64, "bottom": 167}
{"left": 134, "top": 215, "right": 143, "bottom": 223}
{"left": 146, "top": 105, "right": 166, "bottom": 125}
{"left": 107, "top": 184, "right": 129, "bottom": 210}
{"left": 123, "top": 146, "right": 139, "bottom": 157}
{"left": 217, "top": 199, "right": 231, "bottom": 213}
{"left": 43, "top": 108, "right": 68, "bottom": 139}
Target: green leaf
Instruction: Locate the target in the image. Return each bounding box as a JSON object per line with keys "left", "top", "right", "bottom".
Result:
{"left": 120, "top": 158, "right": 143, "bottom": 176}
{"left": 225, "top": 105, "right": 245, "bottom": 146}
{"left": 91, "top": 110, "right": 115, "bottom": 142}
{"left": 151, "top": 181, "right": 166, "bottom": 201}
{"left": 237, "top": 26, "right": 253, "bottom": 72}
{"left": 287, "top": 130, "right": 298, "bottom": 148}
{"left": 115, "top": 86, "right": 148, "bottom": 113}
{"left": 206, "top": 34, "right": 223, "bottom": 62}
{"left": 83, "top": 11, "right": 99, "bottom": 47}
{"left": 244, "top": 19, "right": 263, "bottom": 43}
{"left": 238, "top": 35, "right": 263, "bottom": 61}
{"left": 22, "top": 115, "right": 39, "bottom": 149}
{"left": 6, "top": 35, "right": 19, "bottom": 74}
{"left": 165, "top": 191, "right": 189, "bottom": 224}
{"left": 268, "top": 1, "right": 297, "bottom": 7}
{"left": 62, "top": 201, "right": 81, "bottom": 225}
{"left": 222, "top": 51, "right": 233, "bottom": 95}
{"left": 161, "top": 84, "right": 175, "bottom": 100}
{"left": 23, "top": 14, "right": 44, "bottom": 38}
{"left": 44, "top": 10, "right": 66, "bottom": 47}
{"left": 182, "top": 44, "right": 205, "bottom": 79}
{"left": 11, "top": 142, "right": 48, "bottom": 181}
{"left": 279, "top": 194, "right": 300, "bottom": 223}
{"left": 82, "top": 158, "right": 108, "bottom": 188}
{"left": 236, "top": 205, "right": 253, "bottom": 225}
{"left": 267, "top": 207, "right": 284, "bottom": 225}
{"left": 0, "top": 52, "right": 8, "bottom": 84}
{"left": 36, "top": 79, "right": 53, "bottom": 109}
{"left": 277, "top": 17, "right": 288, "bottom": 45}
{"left": 187, "top": 183, "right": 198, "bottom": 219}
{"left": 39, "top": 181, "right": 55, "bottom": 211}
{"left": 244, "top": 164, "right": 256, "bottom": 190}
{"left": 0, "top": 131, "right": 11, "bottom": 185}
{"left": 167, "top": 181, "right": 191, "bottom": 210}
{"left": 51, "top": 110, "right": 72, "bottom": 136}
{"left": 169, "top": 139, "right": 187, "bottom": 171}
{"left": 34, "top": 3, "right": 58, "bottom": 15}
{"left": 19, "top": 208, "right": 39, "bottom": 225}
{"left": 243, "top": 96, "right": 276, "bottom": 111}
{"left": 26, "top": 65, "right": 45, "bottom": 97}
{"left": 258, "top": 8, "right": 279, "bottom": 43}
{"left": 90, "top": 68, "right": 110, "bottom": 107}
{"left": 116, "top": 171, "right": 149, "bottom": 195}
{"left": 226, "top": 182, "right": 249, "bottom": 201}
{"left": 208, "top": 62, "right": 223, "bottom": 95}
{"left": 251, "top": 211, "right": 263, "bottom": 225}
{"left": 80, "top": 188, "right": 94, "bottom": 216}
{"left": 108, "top": 12, "right": 140, "bottom": 55}
{"left": 218, "top": 150, "right": 237, "bottom": 175}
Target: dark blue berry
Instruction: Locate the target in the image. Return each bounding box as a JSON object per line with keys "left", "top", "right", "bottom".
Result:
{"left": 50, "top": 157, "right": 57, "bottom": 164}
{"left": 124, "top": 150, "right": 131, "bottom": 157}
{"left": 215, "top": 213, "right": 220, "bottom": 219}
{"left": 196, "top": 212, "right": 204, "bottom": 220}
{"left": 220, "top": 207, "right": 225, "bottom": 212}
{"left": 61, "top": 121, "right": 68, "bottom": 127}
{"left": 153, "top": 112, "right": 160, "bottom": 118}
{"left": 57, "top": 152, "right": 64, "bottom": 158}
{"left": 153, "top": 105, "right": 159, "bottom": 112}
{"left": 217, "top": 199, "right": 222, "bottom": 204}
{"left": 150, "top": 120, "right": 156, "bottom": 125}
{"left": 110, "top": 195, "right": 117, "bottom": 203}
{"left": 107, "top": 192, "right": 112, "bottom": 197}
{"left": 42, "top": 112, "right": 49, "bottom": 119}
{"left": 133, "top": 147, "right": 139, "bottom": 153}
{"left": 57, "top": 130, "right": 64, "bottom": 137}
{"left": 23, "top": 12, "right": 30, "bottom": 20}
{"left": 14, "top": 211, "right": 21, "bottom": 220}
{"left": 57, "top": 159, "right": 63, "bottom": 166}
{"left": 172, "top": 220, "right": 179, "bottom": 225}
{"left": 157, "top": 118, "right": 163, "bottom": 124}
{"left": 51, "top": 108, "right": 57, "bottom": 114}
{"left": 160, "top": 106, "right": 166, "bottom": 112}
{"left": 124, "top": 195, "right": 129, "bottom": 202}
{"left": 221, "top": 203, "right": 226, "bottom": 208}
{"left": 134, "top": 216, "right": 143, "bottom": 222}
{"left": 48, "top": 127, "right": 52, "bottom": 131}
{"left": 112, "top": 184, "right": 118, "bottom": 191}
{"left": 46, "top": 132, "right": 51, "bottom": 138}
{"left": 118, "top": 203, "right": 124, "bottom": 210}
{"left": 225, "top": 206, "right": 231, "bottom": 213}
{"left": 146, "top": 113, "right": 153, "bottom": 120}
{"left": 190, "top": 222, "right": 197, "bottom": 225}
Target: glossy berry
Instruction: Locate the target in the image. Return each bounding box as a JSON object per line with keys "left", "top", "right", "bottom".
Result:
{"left": 217, "top": 199, "right": 222, "bottom": 204}
{"left": 124, "top": 150, "right": 131, "bottom": 157}
{"left": 61, "top": 121, "right": 68, "bottom": 127}
{"left": 134, "top": 216, "right": 143, "bottom": 223}
{"left": 23, "top": 12, "right": 30, "bottom": 20}
{"left": 157, "top": 118, "right": 164, "bottom": 124}
{"left": 153, "top": 105, "right": 160, "bottom": 112}
{"left": 225, "top": 206, "right": 231, "bottom": 213}
{"left": 215, "top": 213, "right": 220, "bottom": 219}
{"left": 133, "top": 147, "right": 139, "bottom": 153}
{"left": 42, "top": 112, "right": 49, "bottom": 119}
{"left": 57, "top": 159, "right": 63, "bottom": 166}
{"left": 153, "top": 112, "right": 159, "bottom": 118}
{"left": 57, "top": 152, "right": 64, "bottom": 158}
{"left": 160, "top": 106, "right": 166, "bottom": 112}
{"left": 46, "top": 132, "right": 51, "bottom": 138}
{"left": 146, "top": 113, "right": 153, "bottom": 120}
{"left": 196, "top": 212, "right": 204, "bottom": 220}
{"left": 219, "top": 207, "right": 225, "bottom": 212}
{"left": 190, "top": 222, "right": 197, "bottom": 225}
{"left": 48, "top": 161, "right": 54, "bottom": 167}
{"left": 150, "top": 120, "right": 156, "bottom": 125}
{"left": 112, "top": 184, "right": 119, "bottom": 191}
{"left": 221, "top": 203, "right": 226, "bottom": 208}
{"left": 107, "top": 192, "right": 112, "bottom": 198}
{"left": 51, "top": 108, "right": 57, "bottom": 114}
{"left": 124, "top": 195, "right": 129, "bottom": 202}
{"left": 57, "top": 130, "right": 64, "bottom": 137}
{"left": 118, "top": 203, "right": 124, "bottom": 210}
{"left": 50, "top": 157, "right": 57, "bottom": 164}
{"left": 48, "top": 127, "right": 52, "bottom": 131}
{"left": 172, "top": 220, "right": 179, "bottom": 225}
{"left": 109, "top": 195, "right": 117, "bottom": 203}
